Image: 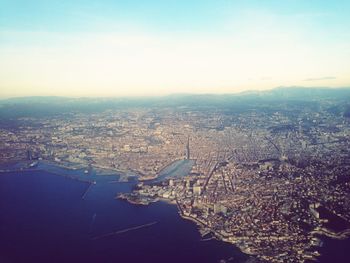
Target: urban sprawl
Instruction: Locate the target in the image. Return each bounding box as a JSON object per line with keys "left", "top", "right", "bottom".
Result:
{"left": 1, "top": 101, "right": 350, "bottom": 262}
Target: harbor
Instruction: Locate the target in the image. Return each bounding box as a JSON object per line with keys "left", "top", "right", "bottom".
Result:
{"left": 0, "top": 162, "right": 250, "bottom": 263}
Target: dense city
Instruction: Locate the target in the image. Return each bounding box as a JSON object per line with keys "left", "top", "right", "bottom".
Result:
{"left": 1, "top": 93, "right": 350, "bottom": 262}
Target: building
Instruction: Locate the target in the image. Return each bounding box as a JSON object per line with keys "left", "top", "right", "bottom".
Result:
{"left": 193, "top": 185, "right": 201, "bottom": 196}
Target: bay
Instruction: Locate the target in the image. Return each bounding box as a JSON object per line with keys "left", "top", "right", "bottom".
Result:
{"left": 0, "top": 165, "right": 247, "bottom": 263}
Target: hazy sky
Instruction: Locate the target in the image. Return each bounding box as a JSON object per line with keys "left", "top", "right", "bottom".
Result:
{"left": 1, "top": 0, "right": 350, "bottom": 97}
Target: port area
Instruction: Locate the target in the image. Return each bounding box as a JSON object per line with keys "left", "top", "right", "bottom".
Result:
{"left": 0, "top": 159, "right": 140, "bottom": 183}
{"left": 116, "top": 193, "right": 159, "bottom": 206}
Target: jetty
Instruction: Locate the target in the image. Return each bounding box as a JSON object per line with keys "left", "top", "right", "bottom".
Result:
{"left": 91, "top": 221, "right": 158, "bottom": 240}
{"left": 82, "top": 182, "right": 95, "bottom": 200}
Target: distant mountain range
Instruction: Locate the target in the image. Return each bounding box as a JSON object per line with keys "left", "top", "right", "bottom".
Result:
{"left": 245, "top": 86, "right": 350, "bottom": 100}
{"left": 2, "top": 86, "right": 350, "bottom": 104}
{"left": 0, "top": 87, "right": 349, "bottom": 120}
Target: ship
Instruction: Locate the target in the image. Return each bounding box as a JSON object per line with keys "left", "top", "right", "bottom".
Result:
{"left": 29, "top": 161, "right": 38, "bottom": 168}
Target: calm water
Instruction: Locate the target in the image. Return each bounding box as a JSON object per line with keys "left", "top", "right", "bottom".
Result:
{"left": 0, "top": 162, "right": 348, "bottom": 263}
{"left": 0, "top": 163, "right": 248, "bottom": 263}
{"left": 151, "top": 159, "right": 195, "bottom": 182}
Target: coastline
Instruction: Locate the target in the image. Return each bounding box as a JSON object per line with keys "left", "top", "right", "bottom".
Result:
{"left": 119, "top": 193, "right": 346, "bottom": 262}
{"left": 176, "top": 209, "right": 258, "bottom": 256}
{"left": 0, "top": 160, "right": 250, "bottom": 263}
{"left": 0, "top": 159, "right": 124, "bottom": 178}
{"left": 0, "top": 157, "right": 194, "bottom": 183}
{"left": 3, "top": 159, "right": 349, "bottom": 262}
{"left": 312, "top": 227, "right": 350, "bottom": 240}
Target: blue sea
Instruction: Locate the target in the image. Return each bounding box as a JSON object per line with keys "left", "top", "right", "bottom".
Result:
{"left": 0, "top": 163, "right": 248, "bottom": 263}
{"left": 0, "top": 162, "right": 348, "bottom": 263}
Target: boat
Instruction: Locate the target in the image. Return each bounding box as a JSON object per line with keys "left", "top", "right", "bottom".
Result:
{"left": 29, "top": 161, "right": 38, "bottom": 168}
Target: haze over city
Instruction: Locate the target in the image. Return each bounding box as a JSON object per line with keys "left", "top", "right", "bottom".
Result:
{"left": 2, "top": 1, "right": 350, "bottom": 263}
{"left": 1, "top": 0, "right": 350, "bottom": 98}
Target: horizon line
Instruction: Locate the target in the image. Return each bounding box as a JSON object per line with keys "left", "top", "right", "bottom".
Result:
{"left": 1, "top": 86, "right": 350, "bottom": 100}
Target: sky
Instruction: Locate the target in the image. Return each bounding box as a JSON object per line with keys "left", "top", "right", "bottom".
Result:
{"left": 1, "top": 0, "right": 350, "bottom": 98}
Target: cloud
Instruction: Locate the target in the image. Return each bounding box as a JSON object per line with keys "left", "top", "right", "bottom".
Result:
{"left": 304, "top": 76, "right": 337, "bottom": 81}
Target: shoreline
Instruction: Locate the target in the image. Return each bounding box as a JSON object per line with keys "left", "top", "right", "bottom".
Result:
{"left": 177, "top": 211, "right": 258, "bottom": 256}
{"left": 122, "top": 194, "right": 346, "bottom": 261}
{"left": 312, "top": 227, "right": 350, "bottom": 240}
{"left": 0, "top": 157, "right": 193, "bottom": 183}
{"left": 0, "top": 159, "right": 124, "bottom": 178}
{"left": 4, "top": 159, "right": 348, "bottom": 262}
{"left": 0, "top": 159, "right": 172, "bottom": 182}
